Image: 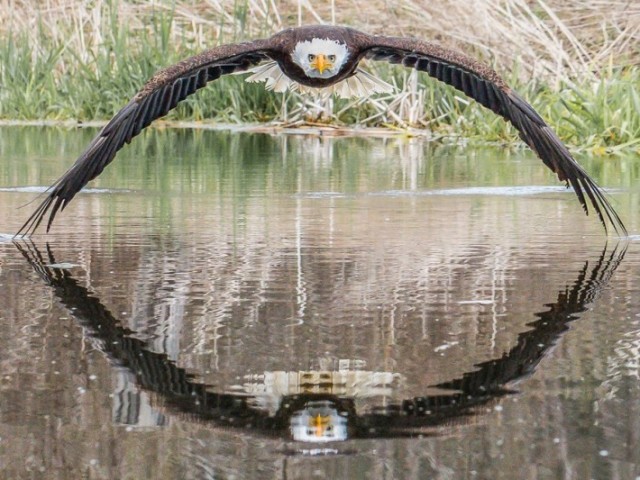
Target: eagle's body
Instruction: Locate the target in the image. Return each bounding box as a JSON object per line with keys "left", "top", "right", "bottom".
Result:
{"left": 17, "top": 25, "right": 626, "bottom": 236}
{"left": 244, "top": 33, "right": 394, "bottom": 97}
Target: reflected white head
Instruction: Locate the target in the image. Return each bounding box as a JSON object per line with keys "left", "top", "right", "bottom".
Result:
{"left": 291, "top": 38, "right": 349, "bottom": 79}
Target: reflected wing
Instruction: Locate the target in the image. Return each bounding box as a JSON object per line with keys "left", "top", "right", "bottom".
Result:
{"left": 17, "top": 40, "right": 274, "bottom": 235}
{"left": 363, "top": 36, "right": 626, "bottom": 235}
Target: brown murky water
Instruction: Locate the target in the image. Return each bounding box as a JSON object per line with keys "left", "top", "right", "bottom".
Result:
{"left": 1, "top": 126, "right": 639, "bottom": 479}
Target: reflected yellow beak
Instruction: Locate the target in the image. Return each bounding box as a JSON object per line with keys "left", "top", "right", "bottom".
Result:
{"left": 311, "top": 54, "right": 332, "bottom": 74}
{"left": 312, "top": 414, "right": 330, "bottom": 436}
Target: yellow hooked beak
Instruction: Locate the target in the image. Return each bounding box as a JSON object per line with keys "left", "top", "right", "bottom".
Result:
{"left": 310, "top": 54, "right": 333, "bottom": 74}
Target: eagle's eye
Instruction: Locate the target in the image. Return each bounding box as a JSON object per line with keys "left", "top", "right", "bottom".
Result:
{"left": 308, "top": 54, "right": 316, "bottom": 62}
{"left": 328, "top": 55, "right": 336, "bottom": 62}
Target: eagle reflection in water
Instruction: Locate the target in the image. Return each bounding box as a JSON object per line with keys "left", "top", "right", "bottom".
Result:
{"left": 16, "top": 241, "right": 625, "bottom": 445}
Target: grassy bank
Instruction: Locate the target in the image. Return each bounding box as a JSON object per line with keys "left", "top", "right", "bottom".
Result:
{"left": 0, "top": 0, "right": 638, "bottom": 152}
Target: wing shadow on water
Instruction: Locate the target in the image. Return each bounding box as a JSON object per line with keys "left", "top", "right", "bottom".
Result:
{"left": 15, "top": 241, "right": 626, "bottom": 443}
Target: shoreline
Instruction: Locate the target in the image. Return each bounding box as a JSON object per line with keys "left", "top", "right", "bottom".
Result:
{"left": 0, "top": 119, "right": 445, "bottom": 139}
{"left": 2, "top": 120, "right": 636, "bottom": 154}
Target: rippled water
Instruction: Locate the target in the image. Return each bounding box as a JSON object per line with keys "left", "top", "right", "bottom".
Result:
{"left": 1, "top": 126, "right": 639, "bottom": 479}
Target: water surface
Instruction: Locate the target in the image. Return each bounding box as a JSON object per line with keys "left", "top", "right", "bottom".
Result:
{"left": 1, "top": 126, "right": 639, "bottom": 479}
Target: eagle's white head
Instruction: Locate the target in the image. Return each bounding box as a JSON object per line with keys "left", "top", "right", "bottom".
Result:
{"left": 243, "top": 32, "right": 393, "bottom": 98}
{"left": 291, "top": 38, "right": 349, "bottom": 79}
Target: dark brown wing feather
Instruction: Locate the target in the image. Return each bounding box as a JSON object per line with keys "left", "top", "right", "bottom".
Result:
{"left": 363, "top": 36, "right": 626, "bottom": 235}
{"left": 17, "top": 40, "right": 274, "bottom": 236}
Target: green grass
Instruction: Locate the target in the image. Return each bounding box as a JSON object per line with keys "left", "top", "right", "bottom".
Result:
{"left": 0, "top": 6, "right": 638, "bottom": 153}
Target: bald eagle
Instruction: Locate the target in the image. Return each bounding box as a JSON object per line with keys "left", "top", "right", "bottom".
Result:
{"left": 16, "top": 25, "right": 626, "bottom": 236}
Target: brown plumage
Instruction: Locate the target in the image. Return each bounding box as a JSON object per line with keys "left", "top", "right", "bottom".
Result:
{"left": 16, "top": 25, "right": 626, "bottom": 236}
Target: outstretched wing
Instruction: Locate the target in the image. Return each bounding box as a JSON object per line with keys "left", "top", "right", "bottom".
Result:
{"left": 362, "top": 36, "right": 626, "bottom": 235}
{"left": 17, "top": 40, "right": 274, "bottom": 236}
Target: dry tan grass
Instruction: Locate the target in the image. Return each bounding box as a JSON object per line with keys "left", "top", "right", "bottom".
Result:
{"left": 2, "top": 0, "right": 638, "bottom": 80}
{"left": 1, "top": 0, "right": 638, "bottom": 133}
